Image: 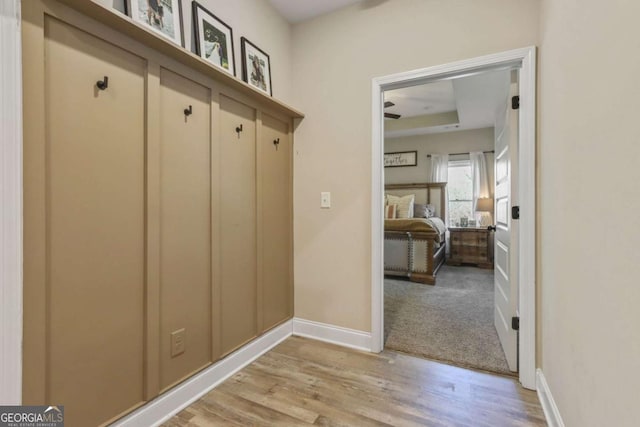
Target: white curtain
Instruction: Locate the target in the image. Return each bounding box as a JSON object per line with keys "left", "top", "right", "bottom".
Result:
{"left": 470, "top": 151, "right": 490, "bottom": 224}
{"left": 429, "top": 154, "right": 449, "bottom": 227}
{"left": 429, "top": 154, "right": 449, "bottom": 183}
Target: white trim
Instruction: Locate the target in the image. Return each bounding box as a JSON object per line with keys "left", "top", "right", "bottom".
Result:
{"left": 112, "top": 321, "right": 293, "bottom": 427}
{"left": 371, "top": 47, "right": 537, "bottom": 388}
{"left": 370, "top": 78, "right": 384, "bottom": 353}
{"left": 0, "top": 0, "right": 23, "bottom": 406}
{"left": 536, "top": 369, "right": 565, "bottom": 427}
{"left": 293, "top": 318, "right": 372, "bottom": 352}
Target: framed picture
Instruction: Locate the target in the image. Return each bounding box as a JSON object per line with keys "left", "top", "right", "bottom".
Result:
{"left": 240, "top": 37, "right": 272, "bottom": 95}
{"left": 129, "top": 0, "right": 184, "bottom": 47}
{"left": 192, "top": 2, "right": 235, "bottom": 76}
{"left": 384, "top": 151, "right": 418, "bottom": 168}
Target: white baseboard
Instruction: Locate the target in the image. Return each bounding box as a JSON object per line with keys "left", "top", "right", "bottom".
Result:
{"left": 112, "top": 320, "right": 293, "bottom": 427}
{"left": 536, "top": 369, "right": 565, "bottom": 427}
{"left": 292, "top": 318, "right": 372, "bottom": 352}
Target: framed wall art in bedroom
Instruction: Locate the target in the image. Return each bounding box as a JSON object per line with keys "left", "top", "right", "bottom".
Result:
{"left": 384, "top": 151, "right": 418, "bottom": 167}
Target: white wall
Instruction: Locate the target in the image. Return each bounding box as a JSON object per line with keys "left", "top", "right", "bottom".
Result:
{"left": 96, "top": 0, "right": 293, "bottom": 103}
{"left": 538, "top": 0, "right": 640, "bottom": 426}
{"left": 292, "top": 0, "right": 539, "bottom": 331}
{"left": 384, "top": 128, "right": 495, "bottom": 190}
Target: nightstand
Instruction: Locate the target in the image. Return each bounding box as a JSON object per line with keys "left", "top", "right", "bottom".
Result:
{"left": 447, "top": 227, "right": 493, "bottom": 269}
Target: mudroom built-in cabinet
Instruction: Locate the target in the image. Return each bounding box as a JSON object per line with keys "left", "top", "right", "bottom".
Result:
{"left": 21, "top": 1, "right": 302, "bottom": 426}
{"left": 219, "top": 95, "right": 259, "bottom": 356}
{"left": 158, "top": 68, "right": 213, "bottom": 392}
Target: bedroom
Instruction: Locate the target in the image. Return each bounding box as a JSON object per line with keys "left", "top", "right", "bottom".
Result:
{"left": 382, "top": 68, "right": 516, "bottom": 375}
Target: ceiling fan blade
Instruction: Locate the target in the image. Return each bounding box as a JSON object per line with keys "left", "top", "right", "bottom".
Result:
{"left": 384, "top": 113, "right": 401, "bottom": 119}
{"left": 384, "top": 101, "right": 395, "bottom": 108}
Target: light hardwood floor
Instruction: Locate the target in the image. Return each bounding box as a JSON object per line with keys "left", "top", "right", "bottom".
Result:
{"left": 163, "top": 336, "right": 546, "bottom": 426}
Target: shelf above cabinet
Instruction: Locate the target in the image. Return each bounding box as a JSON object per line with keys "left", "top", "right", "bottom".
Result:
{"left": 55, "top": 0, "right": 305, "bottom": 119}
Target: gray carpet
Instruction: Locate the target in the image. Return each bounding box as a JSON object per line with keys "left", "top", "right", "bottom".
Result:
{"left": 384, "top": 265, "right": 512, "bottom": 375}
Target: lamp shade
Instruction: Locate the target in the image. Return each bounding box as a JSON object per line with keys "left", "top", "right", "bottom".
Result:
{"left": 475, "top": 197, "right": 494, "bottom": 213}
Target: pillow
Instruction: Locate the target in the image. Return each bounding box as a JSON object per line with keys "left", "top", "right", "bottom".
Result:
{"left": 386, "top": 194, "right": 414, "bottom": 219}
{"left": 413, "top": 203, "right": 436, "bottom": 218}
{"left": 425, "top": 204, "right": 436, "bottom": 218}
{"left": 384, "top": 204, "right": 397, "bottom": 219}
{"left": 413, "top": 204, "right": 429, "bottom": 218}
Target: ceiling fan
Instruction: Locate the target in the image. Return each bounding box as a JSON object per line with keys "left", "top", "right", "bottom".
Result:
{"left": 384, "top": 101, "right": 401, "bottom": 119}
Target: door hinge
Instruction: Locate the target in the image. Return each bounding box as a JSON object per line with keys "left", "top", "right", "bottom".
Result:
{"left": 512, "top": 95, "right": 520, "bottom": 110}
{"left": 512, "top": 206, "right": 520, "bottom": 220}
{"left": 512, "top": 317, "right": 520, "bottom": 331}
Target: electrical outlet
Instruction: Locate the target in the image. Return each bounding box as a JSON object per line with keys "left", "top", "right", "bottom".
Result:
{"left": 171, "top": 328, "right": 185, "bottom": 357}
{"left": 321, "top": 192, "right": 331, "bottom": 208}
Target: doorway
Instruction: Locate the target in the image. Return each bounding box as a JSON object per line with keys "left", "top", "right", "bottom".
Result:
{"left": 370, "top": 47, "right": 536, "bottom": 389}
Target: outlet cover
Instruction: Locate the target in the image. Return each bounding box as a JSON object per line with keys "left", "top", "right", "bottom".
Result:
{"left": 171, "top": 328, "right": 185, "bottom": 357}
{"left": 321, "top": 192, "right": 331, "bottom": 208}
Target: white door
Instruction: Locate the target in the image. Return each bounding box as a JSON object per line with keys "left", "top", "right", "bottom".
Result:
{"left": 494, "top": 80, "right": 519, "bottom": 372}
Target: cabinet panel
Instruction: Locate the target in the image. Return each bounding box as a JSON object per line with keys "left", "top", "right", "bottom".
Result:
{"left": 44, "top": 17, "right": 145, "bottom": 426}
{"left": 159, "top": 68, "right": 212, "bottom": 390}
{"left": 219, "top": 95, "right": 257, "bottom": 354}
{"left": 261, "top": 114, "right": 293, "bottom": 331}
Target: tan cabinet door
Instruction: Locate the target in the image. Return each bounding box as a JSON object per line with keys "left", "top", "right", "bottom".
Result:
{"left": 219, "top": 95, "right": 257, "bottom": 354}
{"left": 260, "top": 114, "right": 293, "bottom": 331}
{"left": 44, "top": 18, "right": 146, "bottom": 426}
{"left": 159, "top": 68, "right": 212, "bottom": 390}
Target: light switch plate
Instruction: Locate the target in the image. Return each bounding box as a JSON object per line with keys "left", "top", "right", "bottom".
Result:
{"left": 321, "top": 192, "right": 331, "bottom": 208}
{"left": 171, "top": 328, "right": 185, "bottom": 357}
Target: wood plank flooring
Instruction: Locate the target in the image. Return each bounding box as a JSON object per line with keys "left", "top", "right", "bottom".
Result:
{"left": 163, "top": 336, "right": 547, "bottom": 426}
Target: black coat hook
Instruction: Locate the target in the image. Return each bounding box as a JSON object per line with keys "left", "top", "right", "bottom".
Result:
{"left": 184, "top": 105, "right": 192, "bottom": 116}
{"left": 235, "top": 124, "right": 243, "bottom": 134}
{"left": 96, "top": 76, "right": 109, "bottom": 90}
{"left": 273, "top": 138, "right": 280, "bottom": 150}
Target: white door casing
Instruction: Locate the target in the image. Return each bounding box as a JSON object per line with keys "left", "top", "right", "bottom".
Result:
{"left": 493, "top": 79, "right": 519, "bottom": 372}
{"left": 0, "top": 0, "right": 23, "bottom": 405}
{"left": 371, "top": 46, "right": 536, "bottom": 389}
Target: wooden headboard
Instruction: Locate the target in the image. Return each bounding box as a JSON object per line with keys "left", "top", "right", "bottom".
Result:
{"left": 385, "top": 182, "right": 447, "bottom": 220}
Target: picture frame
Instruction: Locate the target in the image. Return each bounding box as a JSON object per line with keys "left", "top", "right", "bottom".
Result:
{"left": 384, "top": 151, "right": 418, "bottom": 168}
{"left": 128, "top": 0, "right": 185, "bottom": 47}
{"left": 240, "top": 37, "right": 272, "bottom": 96}
{"left": 192, "top": 2, "right": 235, "bottom": 76}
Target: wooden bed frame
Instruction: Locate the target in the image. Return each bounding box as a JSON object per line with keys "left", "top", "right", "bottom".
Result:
{"left": 384, "top": 182, "right": 447, "bottom": 285}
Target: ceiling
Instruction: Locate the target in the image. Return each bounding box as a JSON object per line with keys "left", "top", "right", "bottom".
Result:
{"left": 384, "top": 69, "right": 512, "bottom": 138}
{"left": 265, "top": 1, "right": 512, "bottom": 138}
{"left": 268, "top": 0, "right": 362, "bottom": 23}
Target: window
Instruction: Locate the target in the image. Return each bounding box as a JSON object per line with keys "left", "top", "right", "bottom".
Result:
{"left": 448, "top": 160, "right": 473, "bottom": 225}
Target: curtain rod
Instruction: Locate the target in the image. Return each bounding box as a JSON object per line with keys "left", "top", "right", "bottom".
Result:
{"left": 426, "top": 150, "right": 494, "bottom": 158}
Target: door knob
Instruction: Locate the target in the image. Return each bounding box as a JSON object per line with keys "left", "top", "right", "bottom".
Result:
{"left": 487, "top": 225, "right": 497, "bottom": 232}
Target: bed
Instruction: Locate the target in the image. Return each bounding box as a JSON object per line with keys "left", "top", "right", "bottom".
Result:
{"left": 384, "top": 182, "right": 447, "bottom": 285}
